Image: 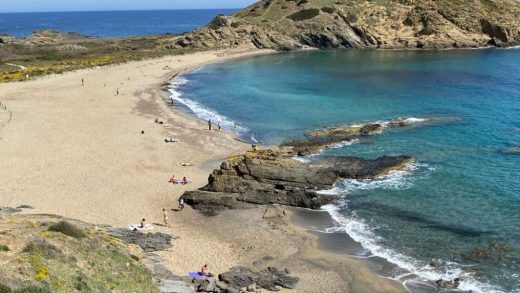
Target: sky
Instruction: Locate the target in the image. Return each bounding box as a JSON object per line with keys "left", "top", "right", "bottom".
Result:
{"left": 0, "top": 0, "right": 257, "bottom": 13}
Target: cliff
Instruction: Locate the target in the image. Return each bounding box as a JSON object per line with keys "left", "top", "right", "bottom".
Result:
{"left": 172, "top": 0, "right": 520, "bottom": 50}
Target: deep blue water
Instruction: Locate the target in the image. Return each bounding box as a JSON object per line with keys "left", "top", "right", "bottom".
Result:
{"left": 171, "top": 49, "right": 520, "bottom": 293}
{"left": 0, "top": 9, "right": 237, "bottom": 38}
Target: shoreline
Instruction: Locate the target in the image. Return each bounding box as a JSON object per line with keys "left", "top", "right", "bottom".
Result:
{"left": 0, "top": 48, "right": 407, "bottom": 292}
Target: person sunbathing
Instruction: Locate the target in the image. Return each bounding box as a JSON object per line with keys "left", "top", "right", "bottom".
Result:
{"left": 200, "top": 264, "right": 214, "bottom": 277}
{"left": 168, "top": 175, "right": 176, "bottom": 183}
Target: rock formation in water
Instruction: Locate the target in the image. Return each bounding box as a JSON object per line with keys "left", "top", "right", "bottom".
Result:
{"left": 171, "top": 0, "right": 520, "bottom": 50}
{"left": 183, "top": 147, "right": 413, "bottom": 214}
{"left": 283, "top": 117, "right": 429, "bottom": 156}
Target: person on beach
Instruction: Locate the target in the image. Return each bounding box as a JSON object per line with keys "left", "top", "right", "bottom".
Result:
{"left": 116, "top": 88, "right": 119, "bottom": 96}
{"left": 208, "top": 119, "right": 212, "bottom": 130}
{"left": 200, "top": 264, "right": 214, "bottom": 278}
{"left": 218, "top": 122, "right": 221, "bottom": 130}
{"left": 162, "top": 208, "right": 169, "bottom": 227}
{"left": 168, "top": 174, "right": 176, "bottom": 184}
{"left": 81, "top": 78, "right": 84, "bottom": 86}
{"left": 182, "top": 176, "right": 188, "bottom": 185}
{"left": 140, "top": 218, "right": 146, "bottom": 228}
{"left": 178, "top": 197, "right": 185, "bottom": 211}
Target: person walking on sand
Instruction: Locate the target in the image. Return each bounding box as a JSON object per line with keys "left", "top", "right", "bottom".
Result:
{"left": 178, "top": 197, "right": 185, "bottom": 211}
{"left": 218, "top": 122, "right": 221, "bottom": 130}
{"left": 116, "top": 88, "right": 119, "bottom": 96}
{"left": 81, "top": 78, "right": 84, "bottom": 86}
{"left": 163, "top": 208, "right": 170, "bottom": 227}
{"left": 140, "top": 218, "right": 146, "bottom": 228}
{"left": 208, "top": 119, "right": 212, "bottom": 130}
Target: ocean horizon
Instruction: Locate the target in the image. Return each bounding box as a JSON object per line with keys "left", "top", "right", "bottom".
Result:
{"left": 0, "top": 9, "right": 239, "bottom": 38}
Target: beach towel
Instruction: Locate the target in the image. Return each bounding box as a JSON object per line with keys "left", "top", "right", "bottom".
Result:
{"left": 188, "top": 272, "right": 207, "bottom": 279}
{"left": 127, "top": 224, "right": 155, "bottom": 231}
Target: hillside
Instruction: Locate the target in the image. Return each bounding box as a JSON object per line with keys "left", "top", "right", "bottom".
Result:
{"left": 0, "top": 212, "right": 160, "bottom": 293}
{"left": 173, "top": 0, "right": 520, "bottom": 50}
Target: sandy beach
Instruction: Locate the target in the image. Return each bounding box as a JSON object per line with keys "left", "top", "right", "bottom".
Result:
{"left": 0, "top": 49, "right": 405, "bottom": 292}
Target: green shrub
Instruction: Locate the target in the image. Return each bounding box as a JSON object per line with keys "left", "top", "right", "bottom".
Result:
{"left": 321, "top": 6, "right": 336, "bottom": 14}
{"left": 48, "top": 221, "right": 86, "bottom": 238}
{"left": 0, "top": 244, "right": 9, "bottom": 252}
{"left": 0, "top": 283, "right": 12, "bottom": 293}
{"left": 287, "top": 8, "right": 320, "bottom": 21}
{"left": 14, "top": 285, "right": 51, "bottom": 293}
{"left": 23, "top": 239, "right": 62, "bottom": 259}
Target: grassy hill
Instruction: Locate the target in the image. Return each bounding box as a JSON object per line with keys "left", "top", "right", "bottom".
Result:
{"left": 174, "top": 0, "right": 520, "bottom": 50}
{"left": 0, "top": 214, "right": 158, "bottom": 293}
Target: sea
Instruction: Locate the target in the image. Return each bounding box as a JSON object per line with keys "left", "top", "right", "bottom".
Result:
{"left": 0, "top": 9, "right": 237, "bottom": 38}
{"left": 2, "top": 9, "right": 519, "bottom": 293}
{"left": 169, "top": 49, "right": 520, "bottom": 293}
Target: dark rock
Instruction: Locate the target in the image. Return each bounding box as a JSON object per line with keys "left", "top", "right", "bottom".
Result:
{"left": 107, "top": 228, "right": 173, "bottom": 252}
{"left": 183, "top": 148, "right": 413, "bottom": 213}
{"left": 359, "top": 123, "right": 382, "bottom": 135}
{"left": 15, "top": 205, "right": 34, "bottom": 209}
{"left": 435, "top": 277, "right": 462, "bottom": 290}
{"left": 218, "top": 266, "right": 299, "bottom": 291}
{"left": 219, "top": 266, "right": 255, "bottom": 289}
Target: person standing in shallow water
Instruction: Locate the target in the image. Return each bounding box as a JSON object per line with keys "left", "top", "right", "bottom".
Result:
{"left": 208, "top": 119, "right": 212, "bottom": 130}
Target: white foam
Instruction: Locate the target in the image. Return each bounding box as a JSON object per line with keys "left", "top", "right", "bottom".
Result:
{"left": 168, "top": 76, "right": 249, "bottom": 134}
{"left": 504, "top": 45, "right": 520, "bottom": 50}
{"left": 349, "top": 117, "right": 429, "bottom": 130}
{"left": 403, "top": 117, "right": 428, "bottom": 123}
{"left": 317, "top": 162, "right": 423, "bottom": 196}
{"left": 292, "top": 139, "right": 360, "bottom": 163}
{"left": 324, "top": 204, "right": 504, "bottom": 293}
{"left": 319, "top": 162, "right": 506, "bottom": 293}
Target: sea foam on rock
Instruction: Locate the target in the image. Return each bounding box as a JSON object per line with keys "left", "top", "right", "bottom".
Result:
{"left": 183, "top": 147, "right": 413, "bottom": 214}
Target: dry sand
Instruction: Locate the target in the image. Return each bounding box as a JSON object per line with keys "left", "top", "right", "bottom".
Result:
{"left": 0, "top": 49, "right": 405, "bottom": 292}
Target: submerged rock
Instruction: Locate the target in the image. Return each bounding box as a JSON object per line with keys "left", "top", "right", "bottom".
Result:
{"left": 183, "top": 148, "right": 413, "bottom": 213}
{"left": 284, "top": 118, "right": 429, "bottom": 156}
{"left": 500, "top": 146, "right": 520, "bottom": 155}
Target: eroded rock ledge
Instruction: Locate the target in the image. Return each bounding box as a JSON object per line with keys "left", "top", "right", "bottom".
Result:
{"left": 183, "top": 147, "right": 413, "bottom": 214}
{"left": 283, "top": 117, "right": 430, "bottom": 156}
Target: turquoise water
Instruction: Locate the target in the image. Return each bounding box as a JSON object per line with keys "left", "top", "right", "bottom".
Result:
{"left": 171, "top": 49, "right": 520, "bottom": 292}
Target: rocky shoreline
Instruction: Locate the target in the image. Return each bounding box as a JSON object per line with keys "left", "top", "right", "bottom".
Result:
{"left": 184, "top": 148, "right": 412, "bottom": 214}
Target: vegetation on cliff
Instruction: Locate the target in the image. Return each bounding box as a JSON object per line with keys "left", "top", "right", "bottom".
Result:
{"left": 0, "top": 214, "right": 158, "bottom": 293}
{"left": 174, "top": 0, "right": 520, "bottom": 50}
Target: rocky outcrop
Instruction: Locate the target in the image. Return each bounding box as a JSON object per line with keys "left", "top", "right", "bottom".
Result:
{"left": 284, "top": 117, "right": 428, "bottom": 156}
{"left": 168, "top": 14, "right": 299, "bottom": 51}
{"left": 23, "top": 30, "right": 97, "bottom": 46}
{"left": 217, "top": 266, "right": 299, "bottom": 291}
{"left": 183, "top": 148, "right": 413, "bottom": 214}
{"left": 171, "top": 0, "right": 520, "bottom": 50}
{"left": 107, "top": 228, "right": 174, "bottom": 252}
{"left": 0, "top": 35, "right": 16, "bottom": 45}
